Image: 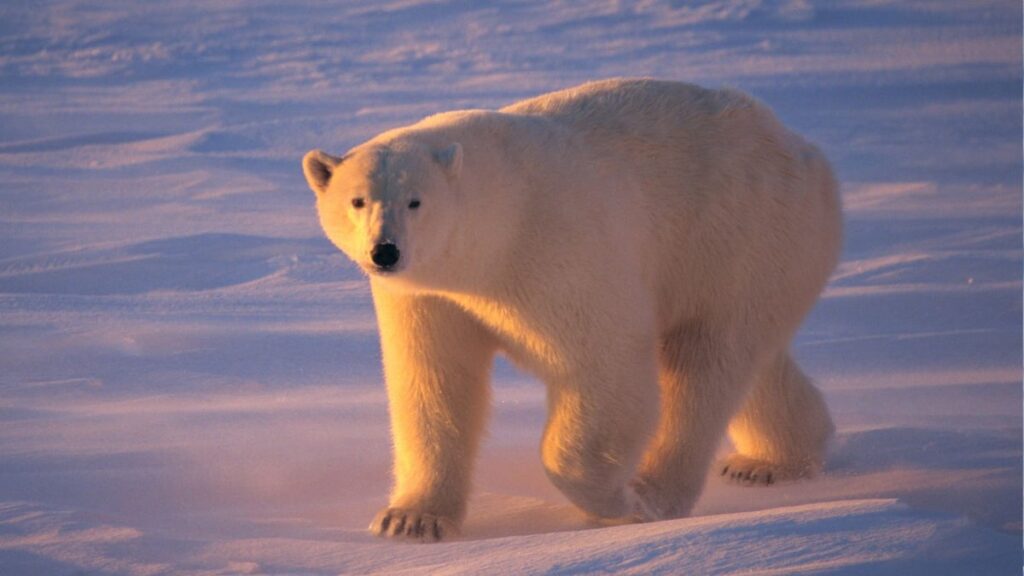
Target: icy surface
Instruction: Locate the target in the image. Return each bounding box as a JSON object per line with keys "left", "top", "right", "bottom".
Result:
{"left": 0, "top": 1, "right": 1020, "bottom": 574}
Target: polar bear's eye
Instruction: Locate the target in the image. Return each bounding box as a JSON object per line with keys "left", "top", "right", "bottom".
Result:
{"left": 351, "top": 198, "right": 365, "bottom": 209}
{"left": 408, "top": 200, "right": 421, "bottom": 209}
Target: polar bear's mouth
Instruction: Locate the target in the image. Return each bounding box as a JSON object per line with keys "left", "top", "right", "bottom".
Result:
{"left": 366, "top": 262, "right": 402, "bottom": 276}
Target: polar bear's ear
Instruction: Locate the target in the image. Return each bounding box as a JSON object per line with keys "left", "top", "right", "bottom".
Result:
{"left": 303, "top": 150, "right": 342, "bottom": 196}
{"left": 433, "top": 143, "right": 462, "bottom": 178}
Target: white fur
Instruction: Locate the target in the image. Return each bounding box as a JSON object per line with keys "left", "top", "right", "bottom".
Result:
{"left": 303, "top": 79, "right": 841, "bottom": 541}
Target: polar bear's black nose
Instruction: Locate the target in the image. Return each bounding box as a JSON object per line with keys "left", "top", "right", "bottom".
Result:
{"left": 371, "top": 243, "right": 400, "bottom": 269}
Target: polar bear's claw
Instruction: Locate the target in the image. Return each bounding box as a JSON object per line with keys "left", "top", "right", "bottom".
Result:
{"left": 718, "top": 453, "right": 815, "bottom": 486}
{"left": 370, "top": 507, "right": 457, "bottom": 542}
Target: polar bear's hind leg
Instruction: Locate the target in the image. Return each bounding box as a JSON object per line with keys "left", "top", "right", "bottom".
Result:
{"left": 632, "top": 323, "right": 760, "bottom": 519}
{"left": 721, "top": 352, "right": 834, "bottom": 485}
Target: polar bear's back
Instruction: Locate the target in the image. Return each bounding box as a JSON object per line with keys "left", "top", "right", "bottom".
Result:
{"left": 498, "top": 78, "right": 820, "bottom": 197}
{"left": 499, "top": 78, "right": 836, "bottom": 228}
{"left": 501, "top": 78, "right": 754, "bottom": 135}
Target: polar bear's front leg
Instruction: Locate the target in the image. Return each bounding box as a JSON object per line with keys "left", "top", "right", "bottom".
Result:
{"left": 369, "top": 287, "right": 497, "bottom": 541}
{"left": 539, "top": 347, "right": 660, "bottom": 523}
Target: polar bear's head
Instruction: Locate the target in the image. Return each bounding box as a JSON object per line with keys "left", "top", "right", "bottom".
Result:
{"left": 303, "top": 140, "right": 463, "bottom": 280}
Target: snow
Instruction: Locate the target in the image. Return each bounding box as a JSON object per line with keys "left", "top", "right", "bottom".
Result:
{"left": 0, "top": 0, "right": 1020, "bottom": 574}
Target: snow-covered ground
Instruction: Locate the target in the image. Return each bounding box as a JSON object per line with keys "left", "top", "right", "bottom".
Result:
{"left": 0, "top": 1, "right": 1020, "bottom": 574}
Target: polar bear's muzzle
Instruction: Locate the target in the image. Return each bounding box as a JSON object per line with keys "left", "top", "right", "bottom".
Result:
{"left": 371, "top": 242, "right": 401, "bottom": 271}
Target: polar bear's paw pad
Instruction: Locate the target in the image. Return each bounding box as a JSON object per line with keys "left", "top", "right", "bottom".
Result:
{"left": 370, "top": 507, "right": 458, "bottom": 542}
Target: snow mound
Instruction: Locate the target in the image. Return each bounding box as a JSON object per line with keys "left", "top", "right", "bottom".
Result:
{"left": 2, "top": 499, "right": 1015, "bottom": 575}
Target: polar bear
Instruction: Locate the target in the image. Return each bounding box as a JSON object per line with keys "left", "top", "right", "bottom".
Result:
{"left": 302, "top": 79, "right": 840, "bottom": 541}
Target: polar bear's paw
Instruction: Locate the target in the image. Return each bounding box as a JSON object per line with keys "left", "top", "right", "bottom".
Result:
{"left": 717, "top": 454, "right": 815, "bottom": 486}
{"left": 625, "top": 479, "right": 666, "bottom": 522}
{"left": 369, "top": 507, "right": 458, "bottom": 542}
